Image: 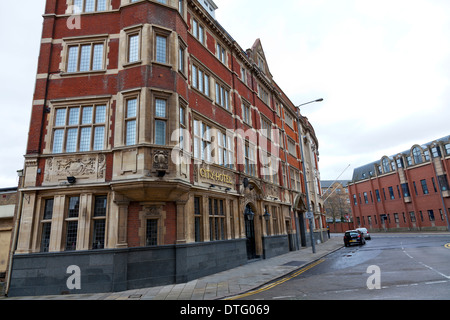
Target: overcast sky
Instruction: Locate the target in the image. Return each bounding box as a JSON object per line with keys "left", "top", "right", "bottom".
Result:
{"left": 1, "top": 0, "right": 450, "bottom": 188}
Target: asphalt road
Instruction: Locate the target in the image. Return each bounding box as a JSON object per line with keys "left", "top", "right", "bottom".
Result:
{"left": 238, "top": 233, "right": 450, "bottom": 300}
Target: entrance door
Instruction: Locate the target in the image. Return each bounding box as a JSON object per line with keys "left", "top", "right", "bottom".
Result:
{"left": 244, "top": 205, "right": 256, "bottom": 260}
{"left": 380, "top": 214, "right": 387, "bottom": 231}
{"left": 298, "top": 212, "right": 307, "bottom": 247}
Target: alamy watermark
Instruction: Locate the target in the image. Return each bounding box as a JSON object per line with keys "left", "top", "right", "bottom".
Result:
{"left": 66, "top": 265, "right": 81, "bottom": 290}
{"left": 366, "top": 265, "right": 381, "bottom": 290}
{"left": 67, "top": 6, "right": 82, "bottom": 30}
{"left": 170, "top": 127, "right": 283, "bottom": 178}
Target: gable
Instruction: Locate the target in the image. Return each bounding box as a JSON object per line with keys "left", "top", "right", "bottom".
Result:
{"left": 249, "top": 38, "right": 273, "bottom": 79}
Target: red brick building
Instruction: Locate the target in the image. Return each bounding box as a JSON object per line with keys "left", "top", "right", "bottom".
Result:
{"left": 348, "top": 136, "right": 450, "bottom": 232}
{"left": 8, "top": 0, "right": 325, "bottom": 296}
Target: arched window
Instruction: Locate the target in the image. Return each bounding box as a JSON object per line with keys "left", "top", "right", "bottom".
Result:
{"left": 382, "top": 158, "right": 390, "bottom": 173}
{"left": 412, "top": 147, "right": 422, "bottom": 164}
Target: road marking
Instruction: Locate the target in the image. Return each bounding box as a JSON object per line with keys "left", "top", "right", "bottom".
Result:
{"left": 445, "top": 243, "right": 450, "bottom": 249}
{"left": 403, "top": 248, "right": 450, "bottom": 280}
{"left": 425, "top": 280, "right": 448, "bottom": 285}
{"left": 272, "top": 296, "right": 295, "bottom": 300}
{"left": 224, "top": 259, "right": 325, "bottom": 300}
{"left": 418, "top": 261, "right": 450, "bottom": 280}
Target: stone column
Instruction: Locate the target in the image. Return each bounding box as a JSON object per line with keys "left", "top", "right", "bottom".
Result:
{"left": 111, "top": 192, "right": 129, "bottom": 249}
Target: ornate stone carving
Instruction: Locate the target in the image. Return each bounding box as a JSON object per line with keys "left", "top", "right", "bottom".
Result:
{"left": 143, "top": 206, "right": 162, "bottom": 217}
{"left": 152, "top": 149, "right": 169, "bottom": 170}
{"left": 44, "top": 154, "right": 106, "bottom": 184}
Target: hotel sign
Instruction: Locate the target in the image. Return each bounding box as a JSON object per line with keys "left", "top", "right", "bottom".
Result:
{"left": 199, "top": 167, "right": 234, "bottom": 186}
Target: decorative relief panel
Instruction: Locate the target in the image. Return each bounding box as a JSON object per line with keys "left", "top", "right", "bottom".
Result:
{"left": 43, "top": 154, "right": 106, "bottom": 185}
{"left": 152, "top": 149, "right": 170, "bottom": 170}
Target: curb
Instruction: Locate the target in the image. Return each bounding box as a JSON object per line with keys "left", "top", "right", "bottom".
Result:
{"left": 217, "top": 244, "right": 344, "bottom": 300}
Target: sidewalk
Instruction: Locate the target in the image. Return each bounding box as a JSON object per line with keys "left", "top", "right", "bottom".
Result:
{"left": 3, "top": 235, "right": 343, "bottom": 300}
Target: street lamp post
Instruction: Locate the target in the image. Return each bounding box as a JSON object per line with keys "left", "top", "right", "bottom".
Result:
{"left": 296, "top": 98, "right": 324, "bottom": 254}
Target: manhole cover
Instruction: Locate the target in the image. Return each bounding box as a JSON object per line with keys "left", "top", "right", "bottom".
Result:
{"left": 128, "top": 294, "right": 142, "bottom": 299}
{"left": 282, "top": 261, "right": 306, "bottom": 267}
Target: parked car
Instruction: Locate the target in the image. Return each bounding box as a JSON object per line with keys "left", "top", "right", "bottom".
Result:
{"left": 356, "top": 227, "right": 371, "bottom": 240}
{"left": 343, "top": 230, "right": 366, "bottom": 247}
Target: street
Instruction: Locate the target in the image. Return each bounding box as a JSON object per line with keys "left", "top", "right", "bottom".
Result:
{"left": 233, "top": 233, "right": 450, "bottom": 300}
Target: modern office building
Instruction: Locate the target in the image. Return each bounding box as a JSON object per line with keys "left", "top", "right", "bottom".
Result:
{"left": 8, "top": 0, "right": 325, "bottom": 296}
{"left": 349, "top": 136, "right": 450, "bottom": 232}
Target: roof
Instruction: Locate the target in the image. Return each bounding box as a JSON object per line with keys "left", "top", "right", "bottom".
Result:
{"left": 321, "top": 180, "right": 349, "bottom": 189}
{"left": 0, "top": 187, "right": 18, "bottom": 194}
{"left": 351, "top": 135, "right": 450, "bottom": 183}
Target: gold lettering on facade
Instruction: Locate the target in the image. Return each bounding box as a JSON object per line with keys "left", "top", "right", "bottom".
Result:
{"left": 199, "top": 168, "right": 233, "bottom": 185}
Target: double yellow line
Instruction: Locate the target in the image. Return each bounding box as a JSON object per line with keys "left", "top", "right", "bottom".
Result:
{"left": 225, "top": 259, "right": 326, "bottom": 300}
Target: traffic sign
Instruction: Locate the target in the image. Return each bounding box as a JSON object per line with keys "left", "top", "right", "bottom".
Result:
{"left": 305, "top": 212, "right": 314, "bottom": 219}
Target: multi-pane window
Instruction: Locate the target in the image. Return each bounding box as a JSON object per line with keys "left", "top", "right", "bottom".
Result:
{"left": 438, "top": 175, "right": 449, "bottom": 191}
{"left": 192, "top": 19, "right": 204, "bottom": 43}
{"left": 125, "top": 98, "right": 138, "bottom": 145}
{"left": 281, "top": 163, "right": 288, "bottom": 187}
{"left": 179, "top": 105, "right": 186, "bottom": 150}
{"left": 146, "top": 220, "right": 158, "bottom": 246}
{"left": 260, "top": 117, "right": 271, "bottom": 139}
{"left": 155, "top": 35, "right": 167, "bottom": 63}
{"left": 179, "top": 45, "right": 185, "bottom": 73}
{"left": 241, "top": 66, "right": 247, "bottom": 84}
{"left": 388, "top": 186, "right": 395, "bottom": 199}
{"left": 431, "top": 147, "right": 441, "bottom": 158}
{"left": 40, "top": 199, "right": 54, "bottom": 253}
{"left": 192, "top": 65, "right": 210, "bottom": 96}
{"left": 261, "top": 152, "right": 278, "bottom": 185}
{"left": 215, "top": 82, "right": 230, "bottom": 110}
{"left": 272, "top": 206, "right": 280, "bottom": 235}
{"left": 242, "top": 103, "right": 251, "bottom": 125}
{"left": 127, "top": 33, "right": 140, "bottom": 63}
{"left": 257, "top": 83, "right": 269, "bottom": 105}
{"left": 382, "top": 158, "right": 390, "bottom": 173}
{"left": 421, "top": 179, "right": 429, "bottom": 195}
{"left": 73, "top": 0, "right": 107, "bottom": 13}
{"left": 154, "top": 98, "right": 167, "bottom": 145}
{"left": 218, "top": 132, "right": 234, "bottom": 169}
{"left": 194, "top": 196, "right": 202, "bottom": 243}
{"left": 287, "top": 138, "right": 297, "bottom": 157}
{"left": 412, "top": 147, "right": 422, "bottom": 164}
{"left": 216, "top": 43, "right": 226, "bottom": 64}
{"left": 65, "top": 197, "right": 80, "bottom": 251}
{"left": 445, "top": 144, "right": 450, "bottom": 155}
{"left": 92, "top": 196, "right": 107, "bottom": 249}
{"left": 244, "top": 143, "right": 256, "bottom": 177}
{"left": 290, "top": 167, "right": 301, "bottom": 192}
{"left": 67, "top": 42, "right": 105, "bottom": 73}
{"left": 285, "top": 112, "right": 294, "bottom": 128}
{"left": 279, "top": 131, "right": 285, "bottom": 149}
{"left": 209, "top": 198, "right": 225, "bottom": 241}
{"left": 428, "top": 210, "right": 435, "bottom": 221}
{"left": 52, "top": 104, "right": 107, "bottom": 153}
{"left": 193, "top": 120, "right": 212, "bottom": 162}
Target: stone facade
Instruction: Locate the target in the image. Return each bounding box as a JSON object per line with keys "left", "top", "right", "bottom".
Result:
{"left": 8, "top": 0, "right": 324, "bottom": 296}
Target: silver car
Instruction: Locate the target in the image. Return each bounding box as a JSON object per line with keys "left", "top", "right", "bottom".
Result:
{"left": 356, "top": 227, "right": 371, "bottom": 240}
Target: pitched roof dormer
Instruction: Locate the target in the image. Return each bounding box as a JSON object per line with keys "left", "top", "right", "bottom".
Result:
{"left": 199, "top": 0, "right": 218, "bottom": 19}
